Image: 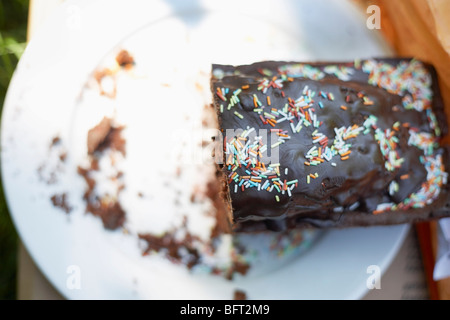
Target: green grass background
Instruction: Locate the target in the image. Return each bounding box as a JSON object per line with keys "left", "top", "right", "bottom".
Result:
{"left": 0, "top": 0, "right": 29, "bottom": 300}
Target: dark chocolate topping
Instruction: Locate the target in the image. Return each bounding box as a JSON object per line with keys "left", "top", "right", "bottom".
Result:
{"left": 211, "top": 58, "right": 449, "bottom": 232}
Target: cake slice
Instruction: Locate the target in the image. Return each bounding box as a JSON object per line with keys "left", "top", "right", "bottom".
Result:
{"left": 75, "top": 48, "right": 324, "bottom": 282}
{"left": 210, "top": 58, "right": 450, "bottom": 232}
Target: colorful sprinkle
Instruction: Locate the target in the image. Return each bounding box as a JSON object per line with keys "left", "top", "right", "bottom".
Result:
{"left": 234, "top": 111, "right": 244, "bottom": 119}
{"left": 216, "top": 58, "right": 446, "bottom": 218}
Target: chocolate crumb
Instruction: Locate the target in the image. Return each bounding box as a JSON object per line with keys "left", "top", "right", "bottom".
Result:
{"left": 97, "top": 126, "right": 126, "bottom": 156}
{"left": 86, "top": 198, "right": 126, "bottom": 230}
{"left": 87, "top": 117, "right": 126, "bottom": 156}
{"left": 51, "top": 193, "right": 72, "bottom": 214}
{"left": 87, "top": 117, "right": 112, "bottom": 155}
{"left": 233, "top": 289, "right": 247, "bottom": 300}
{"left": 138, "top": 211, "right": 249, "bottom": 278}
{"left": 50, "top": 136, "right": 61, "bottom": 148}
{"left": 115, "top": 49, "right": 135, "bottom": 70}
{"left": 225, "top": 260, "right": 250, "bottom": 280}
{"left": 78, "top": 163, "right": 126, "bottom": 230}
{"left": 79, "top": 115, "right": 128, "bottom": 230}
{"left": 39, "top": 135, "right": 67, "bottom": 184}
{"left": 90, "top": 158, "right": 99, "bottom": 171}
{"left": 77, "top": 166, "right": 96, "bottom": 200}
{"left": 59, "top": 152, "right": 67, "bottom": 162}
{"left": 138, "top": 218, "right": 202, "bottom": 269}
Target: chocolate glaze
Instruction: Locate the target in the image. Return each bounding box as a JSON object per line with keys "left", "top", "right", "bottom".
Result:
{"left": 211, "top": 58, "right": 450, "bottom": 232}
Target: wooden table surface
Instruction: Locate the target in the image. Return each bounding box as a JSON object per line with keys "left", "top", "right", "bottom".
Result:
{"left": 19, "top": 0, "right": 449, "bottom": 300}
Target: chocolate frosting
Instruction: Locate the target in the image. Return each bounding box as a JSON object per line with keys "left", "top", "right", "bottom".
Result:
{"left": 211, "top": 59, "right": 450, "bottom": 232}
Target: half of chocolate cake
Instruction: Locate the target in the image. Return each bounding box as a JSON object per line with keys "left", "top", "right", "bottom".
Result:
{"left": 210, "top": 58, "right": 450, "bottom": 232}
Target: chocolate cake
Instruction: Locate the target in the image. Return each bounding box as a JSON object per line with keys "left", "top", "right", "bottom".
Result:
{"left": 75, "top": 48, "right": 322, "bottom": 283}
{"left": 211, "top": 58, "right": 450, "bottom": 232}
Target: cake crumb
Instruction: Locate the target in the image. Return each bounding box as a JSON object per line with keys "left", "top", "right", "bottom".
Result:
{"left": 87, "top": 117, "right": 112, "bottom": 155}
{"left": 50, "top": 193, "right": 72, "bottom": 214}
{"left": 233, "top": 289, "right": 247, "bottom": 300}
{"left": 38, "top": 135, "right": 67, "bottom": 185}
{"left": 115, "top": 49, "right": 135, "bottom": 70}
{"left": 87, "top": 199, "right": 126, "bottom": 230}
{"left": 78, "top": 116, "right": 127, "bottom": 230}
{"left": 50, "top": 136, "right": 61, "bottom": 148}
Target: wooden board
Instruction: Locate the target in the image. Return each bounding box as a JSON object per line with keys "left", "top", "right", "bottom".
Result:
{"left": 354, "top": 0, "right": 450, "bottom": 300}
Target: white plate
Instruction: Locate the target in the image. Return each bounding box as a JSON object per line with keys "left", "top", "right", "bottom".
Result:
{"left": 2, "top": 0, "right": 409, "bottom": 300}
